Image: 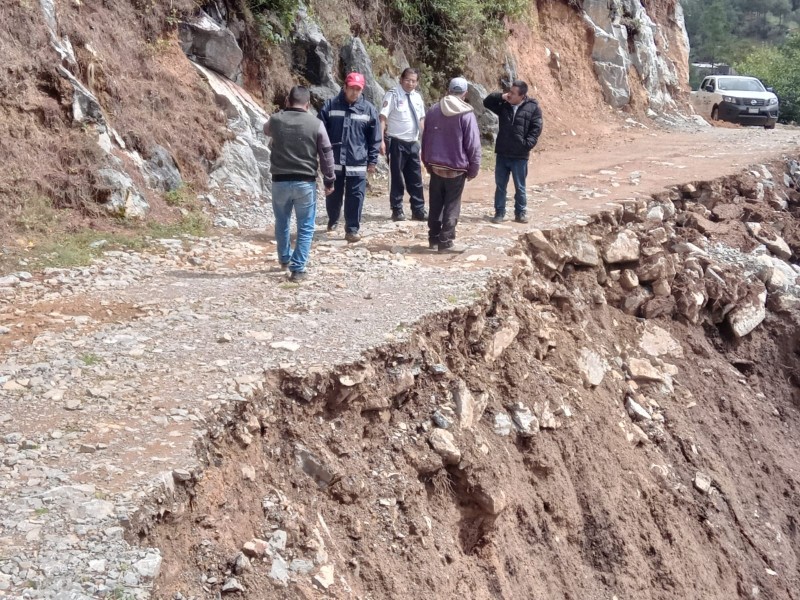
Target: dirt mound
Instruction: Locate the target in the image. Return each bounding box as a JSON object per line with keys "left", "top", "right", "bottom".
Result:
{"left": 135, "top": 160, "right": 800, "bottom": 599}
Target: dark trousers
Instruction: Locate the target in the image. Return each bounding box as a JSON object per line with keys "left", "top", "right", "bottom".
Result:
{"left": 427, "top": 172, "right": 466, "bottom": 248}
{"left": 388, "top": 138, "right": 425, "bottom": 213}
{"left": 326, "top": 172, "right": 366, "bottom": 234}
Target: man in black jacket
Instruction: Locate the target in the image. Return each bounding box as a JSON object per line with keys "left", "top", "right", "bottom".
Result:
{"left": 483, "top": 80, "right": 543, "bottom": 224}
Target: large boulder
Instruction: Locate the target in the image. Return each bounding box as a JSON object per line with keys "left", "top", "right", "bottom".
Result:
{"left": 465, "top": 83, "right": 499, "bottom": 144}
{"left": 340, "top": 37, "right": 385, "bottom": 108}
{"left": 192, "top": 63, "right": 271, "bottom": 199}
{"left": 94, "top": 169, "right": 149, "bottom": 219}
{"left": 142, "top": 145, "right": 182, "bottom": 193}
{"left": 179, "top": 10, "right": 243, "bottom": 83}
{"left": 58, "top": 66, "right": 104, "bottom": 126}
{"left": 210, "top": 139, "right": 264, "bottom": 198}
{"left": 602, "top": 230, "right": 640, "bottom": 264}
{"left": 292, "top": 5, "right": 340, "bottom": 104}
{"left": 727, "top": 290, "right": 767, "bottom": 338}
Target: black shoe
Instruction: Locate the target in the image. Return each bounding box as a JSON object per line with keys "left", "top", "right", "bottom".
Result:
{"left": 411, "top": 211, "right": 428, "bottom": 221}
{"left": 391, "top": 210, "right": 406, "bottom": 222}
{"left": 289, "top": 270, "right": 308, "bottom": 282}
{"left": 327, "top": 222, "right": 339, "bottom": 233}
{"left": 345, "top": 232, "right": 362, "bottom": 243}
{"left": 428, "top": 241, "right": 437, "bottom": 250}
{"left": 490, "top": 214, "right": 505, "bottom": 224}
{"left": 514, "top": 212, "right": 529, "bottom": 224}
{"left": 438, "top": 243, "right": 465, "bottom": 254}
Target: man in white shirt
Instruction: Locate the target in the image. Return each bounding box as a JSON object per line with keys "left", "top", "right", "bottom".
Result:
{"left": 379, "top": 68, "right": 427, "bottom": 222}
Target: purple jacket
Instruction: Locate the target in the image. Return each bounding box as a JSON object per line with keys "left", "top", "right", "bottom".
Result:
{"left": 421, "top": 97, "right": 481, "bottom": 179}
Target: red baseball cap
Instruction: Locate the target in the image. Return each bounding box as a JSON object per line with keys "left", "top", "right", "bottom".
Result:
{"left": 345, "top": 72, "right": 366, "bottom": 89}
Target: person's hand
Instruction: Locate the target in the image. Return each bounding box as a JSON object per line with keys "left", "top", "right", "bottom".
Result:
{"left": 380, "top": 141, "right": 386, "bottom": 156}
{"left": 324, "top": 185, "right": 335, "bottom": 196}
{"left": 501, "top": 92, "right": 510, "bottom": 102}
{"left": 367, "top": 164, "right": 377, "bottom": 174}
{"left": 467, "top": 175, "right": 476, "bottom": 182}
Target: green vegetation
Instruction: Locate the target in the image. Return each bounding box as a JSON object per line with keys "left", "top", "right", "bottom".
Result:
{"left": 682, "top": 0, "right": 800, "bottom": 122}
{"left": 12, "top": 208, "right": 209, "bottom": 270}
{"left": 80, "top": 353, "right": 102, "bottom": 366}
{"left": 737, "top": 31, "right": 800, "bottom": 122}
{"left": 13, "top": 196, "right": 59, "bottom": 233}
{"left": 248, "top": 0, "right": 299, "bottom": 44}
{"left": 389, "top": 0, "right": 528, "bottom": 84}
{"left": 163, "top": 185, "right": 195, "bottom": 208}
{"left": 683, "top": 0, "right": 800, "bottom": 65}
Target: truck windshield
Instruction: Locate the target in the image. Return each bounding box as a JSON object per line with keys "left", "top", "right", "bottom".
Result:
{"left": 717, "top": 78, "right": 765, "bottom": 92}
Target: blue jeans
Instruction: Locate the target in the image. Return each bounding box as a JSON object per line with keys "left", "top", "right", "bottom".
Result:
{"left": 493, "top": 155, "right": 528, "bottom": 217}
{"left": 272, "top": 180, "right": 317, "bottom": 273}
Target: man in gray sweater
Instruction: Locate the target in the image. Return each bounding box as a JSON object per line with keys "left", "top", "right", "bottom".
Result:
{"left": 264, "top": 86, "right": 335, "bottom": 281}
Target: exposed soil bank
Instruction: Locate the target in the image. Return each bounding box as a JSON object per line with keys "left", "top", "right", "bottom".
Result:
{"left": 136, "top": 159, "right": 800, "bottom": 600}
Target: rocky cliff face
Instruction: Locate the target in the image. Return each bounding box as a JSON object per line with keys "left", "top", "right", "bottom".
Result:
{"left": 582, "top": 0, "right": 690, "bottom": 112}
{"left": 0, "top": 0, "right": 691, "bottom": 230}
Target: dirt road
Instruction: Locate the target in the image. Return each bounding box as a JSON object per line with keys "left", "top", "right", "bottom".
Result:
{"left": 0, "top": 121, "right": 799, "bottom": 599}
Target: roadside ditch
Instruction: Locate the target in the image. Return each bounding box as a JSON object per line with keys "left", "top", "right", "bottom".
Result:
{"left": 132, "top": 157, "right": 800, "bottom": 600}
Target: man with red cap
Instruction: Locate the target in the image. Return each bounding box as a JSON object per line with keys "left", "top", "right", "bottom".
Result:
{"left": 318, "top": 72, "right": 382, "bottom": 243}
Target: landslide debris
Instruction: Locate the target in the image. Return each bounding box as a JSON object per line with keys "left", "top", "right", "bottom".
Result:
{"left": 137, "top": 158, "right": 800, "bottom": 600}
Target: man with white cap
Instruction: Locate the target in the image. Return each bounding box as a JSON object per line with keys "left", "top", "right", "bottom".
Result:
{"left": 420, "top": 77, "right": 481, "bottom": 253}
{"left": 379, "top": 67, "right": 427, "bottom": 222}
{"left": 318, "top": 72, "right": 382, "bottom": 243}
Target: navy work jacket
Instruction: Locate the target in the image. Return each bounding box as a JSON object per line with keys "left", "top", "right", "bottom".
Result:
{"left": 318, "top": 91, "right": 381, "bottom": 176}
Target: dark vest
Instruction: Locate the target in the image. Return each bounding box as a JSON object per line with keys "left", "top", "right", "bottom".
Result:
{"left": 269, "top": 109, "right": 320, "bottom": 180}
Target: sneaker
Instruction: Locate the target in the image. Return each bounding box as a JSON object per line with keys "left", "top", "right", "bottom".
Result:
{"left": 345, "top": 232, "right": 362, "bottom": 243}
{"left": 327, "top": 222, "right": 339, "bottom": 233}
{"left": 391, "top": 210, "right": 406, "bottom": 222}
{"left": 515, "top": 213, "right": 530, "bottom": 224}
{"left": 411, "top": 211, "right": 428, "bottom": 221}
{"left": 289, "top": 270, "right": 308, "bottom": 282}
{"left": 438, "top": 243, "right": 465, "bottom": 254}
{"left": 490, "top": 214, "right": 505, "bottom": 224}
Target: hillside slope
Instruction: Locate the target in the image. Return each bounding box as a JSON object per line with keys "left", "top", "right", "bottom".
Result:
{"left": 0, "top": 0, "right": 691, "bottom": 248}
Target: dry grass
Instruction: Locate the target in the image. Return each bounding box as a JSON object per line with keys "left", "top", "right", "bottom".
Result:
{"left": 429, "top": 468, "right": 454, "bottom": 499}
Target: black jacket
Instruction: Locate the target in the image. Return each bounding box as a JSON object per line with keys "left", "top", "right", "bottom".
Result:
{"left": 483, "top": 93, "right": 543, "bottom": 159}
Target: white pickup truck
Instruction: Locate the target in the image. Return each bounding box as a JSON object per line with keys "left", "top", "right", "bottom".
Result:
{"left": 691, "top": 75, "right": 779, "bottom": 129}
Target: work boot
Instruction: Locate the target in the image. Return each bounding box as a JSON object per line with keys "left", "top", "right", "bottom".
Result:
{"left": 289, "top": 270, "right": 308, "bottom": 282}
{"left": 327, "top": 222, "right": 340, "bottom": 233}
{"left": 345, "top": 232, "right": 362, "bottom": 243}
{"left": 391, "top": 209, "right": 406, "bottom": 222}
{"left": 411, "top": 210, "right": 428, "bottom": 221}
{"left": 490, "top": 213, "right": 505, "bottom": 224}
{"left": 515, "top": 212, "right": 530, "bottom": 224}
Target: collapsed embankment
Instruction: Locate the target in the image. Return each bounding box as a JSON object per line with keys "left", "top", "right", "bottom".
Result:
{"left": 133, "top": 159, "right": 800, "bottom": 600}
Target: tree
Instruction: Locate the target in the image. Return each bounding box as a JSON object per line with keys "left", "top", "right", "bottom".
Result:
{"left": 737, "top": 31, "right": 800, "bottom": 123}
{"left": 686, "top": 0, "right": 735, "bottom": 64}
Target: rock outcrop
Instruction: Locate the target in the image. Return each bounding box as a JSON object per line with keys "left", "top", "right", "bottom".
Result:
{"left": 193, "top": 63, "right": 271, "bottom": 200}
{"left": 292, "top": 5, "right": 340, "bottom": 104}
{"left": 340, "top": 37, "right": 385, "bottom": 108}
{"left": 179, "top": 10, "right": 244, "bottom": 83}
{"left": 582, "top": 0, "right": 688, "bottom": 112}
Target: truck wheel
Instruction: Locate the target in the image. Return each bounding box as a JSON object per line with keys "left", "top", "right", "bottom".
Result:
{"left": 711, "top": 106, "right": 719, "bottom": 121}
{"left": 764, "top": 122, "right": 775, "bottom": 130}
